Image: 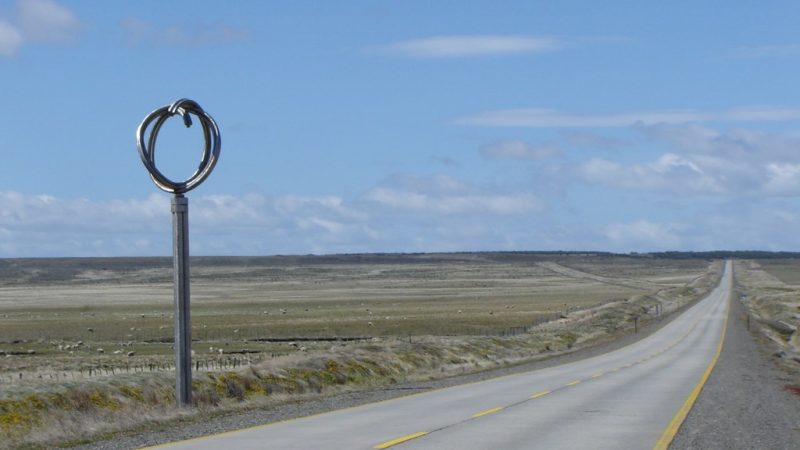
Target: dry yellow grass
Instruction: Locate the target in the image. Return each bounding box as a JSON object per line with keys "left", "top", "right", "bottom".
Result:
{"left": 734, "top": 260, "right": 800, "bottom": 367}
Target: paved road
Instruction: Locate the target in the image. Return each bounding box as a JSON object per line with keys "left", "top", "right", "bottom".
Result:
{"left": 150, "top": 262, "right": 732, "bottom": 450}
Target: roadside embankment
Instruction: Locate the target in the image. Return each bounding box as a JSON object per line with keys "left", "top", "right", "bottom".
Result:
{"left": 733, "top": 260, "right": 800, "bottom": 370}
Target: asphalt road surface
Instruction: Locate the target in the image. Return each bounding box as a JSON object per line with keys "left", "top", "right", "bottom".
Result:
{"left": 149, "top": 262, "right": 732, "bottom": 450}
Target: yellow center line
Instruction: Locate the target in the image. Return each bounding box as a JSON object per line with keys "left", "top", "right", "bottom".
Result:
{"left": 591, "top": 372, "right": 604, "bottom": 378}
{"left": 472, "top": 406, "right": 504, "bottom": 418}
{"left": 623, "top": 363, "right": 633, "bottom": 368}
{"left": 374, "top": 432, "right": 429, "bottom": 449}
{"left": 566, "top": 380, "right": 582, "bottom": 386}
{"left": 530, "top": 390, "right": 551, "bottom": 399}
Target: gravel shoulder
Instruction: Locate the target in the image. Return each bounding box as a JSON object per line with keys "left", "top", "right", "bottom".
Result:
{"left": 671, "top": 290, "right": 800, "bottom": 449}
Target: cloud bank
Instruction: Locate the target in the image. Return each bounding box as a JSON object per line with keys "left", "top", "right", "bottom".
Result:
{"left": 0, "top": 176, "right": 544, "bottom": 257}
{"left": 571, "top": 123, "right": 800, "bottom": 197}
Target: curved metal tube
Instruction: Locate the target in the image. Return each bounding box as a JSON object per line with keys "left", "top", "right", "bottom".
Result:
{"left": 136, "top": 98, "right": 221, "bottom": 194}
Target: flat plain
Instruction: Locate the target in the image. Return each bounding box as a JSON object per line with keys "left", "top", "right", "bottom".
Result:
{"left": 0, "top": 253, "right": 718, "bottom": 448}
{"left": 0, "top": 254, "right": 709, "bottom": 373}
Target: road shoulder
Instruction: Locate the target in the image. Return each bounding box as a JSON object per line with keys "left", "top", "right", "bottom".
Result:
{"left": 671, "top": 293, "right": 800, "bottom": 449}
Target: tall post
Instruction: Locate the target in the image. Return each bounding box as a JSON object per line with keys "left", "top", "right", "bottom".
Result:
{"left": 137, "top": 98, "right": 220, "bottom": 408}
{"left": 172, "top": 195, "right": 191, "bottom": 406}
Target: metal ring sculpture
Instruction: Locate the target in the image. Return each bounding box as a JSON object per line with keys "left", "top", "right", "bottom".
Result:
{"left": 137, "top": 98, "right": 221, "bottom": 195}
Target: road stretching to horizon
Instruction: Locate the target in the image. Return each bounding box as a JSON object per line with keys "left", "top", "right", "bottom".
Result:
{"left": 148, "top": 261, "right": 732, "bottom": 450}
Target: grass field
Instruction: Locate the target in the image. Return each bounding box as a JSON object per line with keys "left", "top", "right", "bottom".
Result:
{"left": 0, "top": 254, "right": 709, "bottom": 374}
{"left": 734, "top": 259, "right": 800, "bottom": 371}
{"left": 0, "top": 253, "right": 719, "bottom": 448}
{"left": 752, "top": 259, "right": 800, "bottom": 285}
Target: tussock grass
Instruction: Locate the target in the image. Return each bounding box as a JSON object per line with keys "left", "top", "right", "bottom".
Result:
{"left": 734, "top": 260, "right": 800, "bottom": 368}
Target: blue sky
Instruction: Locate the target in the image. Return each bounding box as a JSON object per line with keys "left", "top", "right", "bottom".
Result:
{"left": 3, "top": 0, "right": 800, "bottom": 256}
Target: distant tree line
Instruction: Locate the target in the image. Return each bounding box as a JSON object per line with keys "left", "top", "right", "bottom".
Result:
{"left": 645, "top": 251, "right": 800, "bottom": 259}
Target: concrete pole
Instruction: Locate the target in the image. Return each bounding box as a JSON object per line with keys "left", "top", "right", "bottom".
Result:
{"left": 172, "top": 195, "right": 192, "bottom": 406}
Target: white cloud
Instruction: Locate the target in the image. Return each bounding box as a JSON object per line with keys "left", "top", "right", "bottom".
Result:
{"left": 763, "top": 163, "right": 800, "bottom": 195}
{"left": 0, "top": 177, "right": 547, "bottom": 257}
{"left": 0, "top": 19, "right": 22, "bottom": 56}
{"left": 601, "top": 207, "right": 800, "bottom": 253}
{"left": 455, "top": 106, "right": 800, "bottom": 127}
{"left": 373, "top": 35, "right": 561, "bottom": 58}
{"left": 480, "top": 140, "right": 561, "bottom": 161}
{"left": 364, "top": 187, "right": 541, "bottom": 215}
{"left": 604, "top": 220, "right": 683, "bottom": 251}
{"left": 121, "top": 17, "right": 250, "bottom": 47}
{"left": 0, "top": 0, "right": 79, "bottom": 58}
{"left": 577, "top": 153, "right": 723, "bottom": 195}
{"left": 362, "top": 175, "right": 543, "bottom": 215}
{"left": 16, "top": 0, "right": 79, "bottom": 42}
{"left": 0, "top": 167, "right": 558, "bottom": 257}
{"left": 0, "top": 191, "right": 375, "bottom": 256}
{"left": 5, "top": 187, "right": 800, "bottom": 255}
{"left": 0, "top": 191, "right": 168, "bottom": 233}
{"left": 637, "top": 123, "right": 800, "bottom": 160}
{"left": 563, "top": 123, "right": 800, "bottom": 197}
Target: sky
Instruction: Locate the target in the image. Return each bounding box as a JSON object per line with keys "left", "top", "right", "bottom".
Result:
{"left": 3, "top": 1, "right": 800, "bottom": 257}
